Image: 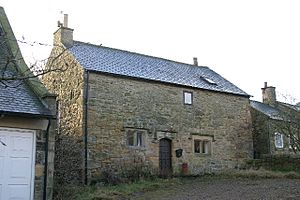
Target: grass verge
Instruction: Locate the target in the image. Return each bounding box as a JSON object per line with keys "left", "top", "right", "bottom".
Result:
{"left": 54, "top": 169, "right": 300, "bottom": 200}
{"left": 54, "top": 178, "right": 181, "bottom": 200}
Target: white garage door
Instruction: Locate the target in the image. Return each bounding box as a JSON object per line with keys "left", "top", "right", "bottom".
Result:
{"left": 0, "top": 128, "right": 35, "bottom": 200}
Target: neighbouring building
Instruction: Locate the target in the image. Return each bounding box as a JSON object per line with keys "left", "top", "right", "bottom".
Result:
{"left": 0, "top": 6, "right": 56, "bottom": 200}
{"left": 42, "top": 15, "right": 253, "bottom": 184}
{"left": 251, "top": 82, "right": 300, "bottom": 158}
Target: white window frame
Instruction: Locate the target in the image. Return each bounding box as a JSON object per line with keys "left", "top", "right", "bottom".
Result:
{"left": 183, "top": 91, "right": 193, "bottom": 105}
{"left": 274, "top": 132, "right": 284, "bottom": 149}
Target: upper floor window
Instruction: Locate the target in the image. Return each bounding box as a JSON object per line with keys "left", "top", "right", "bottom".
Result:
{"left": 126, "top": 129, "right": 146, "bottom": 147}
{"left": 274, "top": 132, "right": 283, "bottom": 149}
{"left": 183, "top": 91, "right": 192, "bottom": 105}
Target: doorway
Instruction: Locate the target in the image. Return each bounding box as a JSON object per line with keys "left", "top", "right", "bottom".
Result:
{"left": 159, "top": 138, "right": 172, "bottom": 176}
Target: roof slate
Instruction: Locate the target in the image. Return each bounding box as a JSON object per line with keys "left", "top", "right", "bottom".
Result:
{"left": 0, "top": 76, "right": 52, "bottom": 117}
{"left": 70, "top": 41, "right": 249, "bottom": 97}
{"left": 250, "top": 100, "right": 283, "bottom": 120}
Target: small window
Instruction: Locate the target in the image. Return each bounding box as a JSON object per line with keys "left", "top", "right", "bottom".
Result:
{"left": 70, "top": 90, "right": 74, "bottom": 100}
{"left": 184, "top": 91, "right": 192, "bottom": 105}
{"left": 193, "top": 135, "right": 212, "bottom": 155}
{"left": 274, "top": 132, "right": 283, "bottom": 149}
{"left": 0, "top": 24, "right": 4, "bottom": 36}
{"left": 126, "top": 129, "right": 146, "bottom": 147}
{"left": 194, "top": 140, "right": 211, "bottom": 154}
{"left": 201, "top": 76, "right": 217, "bottom": 85}
{"left": 289, "top": 134, "right": 297, "bottom": 150}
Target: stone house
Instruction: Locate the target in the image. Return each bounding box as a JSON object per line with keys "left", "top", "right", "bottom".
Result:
{"left": 0, "top": 7, "right": 56, "bottom": 200}
{"left": 250, "top": 82, "right": 300, "bottom": 158}
{"left": 42, "top": 16, "right": 253, "bottom": 184}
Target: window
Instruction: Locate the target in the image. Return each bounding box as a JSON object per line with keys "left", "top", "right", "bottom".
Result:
{"left": 193, "top": 135, "right": 212, "bottom": 155}
{"left": 184, "top": 91, "right": 192, "bottom": 105}
{"left": 200, "top": 76, "right": 217, "bottom": 85}
{"left": 194, "top": 140, "right": 211, "bottom": 154}
{"left": 126, "top": 129, "right": 146, "bottom": 147}
{"left": 0, "top": 24, "right": 3, "bottom": 36}
{"left": 274, "top": 132, "right": 283, "bottom": 148}
{"left": 289, "top": 134, "right": 297, "bottom": 150}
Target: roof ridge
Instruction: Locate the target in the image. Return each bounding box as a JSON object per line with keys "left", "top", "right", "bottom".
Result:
{"left": 73, "top": 40, "right": 209, "bottom": 69}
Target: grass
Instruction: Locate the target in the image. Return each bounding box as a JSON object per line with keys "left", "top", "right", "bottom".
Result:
{"left": 219, "top": 168, "right": 300, "bottom": 179}
{"left": 73, "top": 178, "right": 180, "bottom": 200}
{"left": 54, "top": 169, "right": 300, "bottom": 200}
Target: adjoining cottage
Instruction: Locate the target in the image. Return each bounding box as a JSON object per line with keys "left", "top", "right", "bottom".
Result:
{"left": 251, "top": 82, "right": 300, "bottom": 158}
{"left": 0, "top": 6, "right": 56, "bottom": 200}
{"left": 42, "top": 15, "right": 253, "bottom": 184}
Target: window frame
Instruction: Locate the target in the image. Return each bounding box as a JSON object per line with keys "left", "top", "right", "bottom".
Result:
{"left": 126, "top": 129, "right": 147, "bottom": 148}
{"left": 288, "top": 134, "right": 297, "bottom": 150}
{"left": 183, "top": 91, "right": 193, "bottom": 105}
{"left": 274, "top": 132, "right": 284, "bottom": 149}
{"left": 193, "top": 135, "right": 212, "bottom": 156}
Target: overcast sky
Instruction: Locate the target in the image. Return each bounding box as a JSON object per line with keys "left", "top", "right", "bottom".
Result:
{"left": 2, "top": 0, "right": 300, "bottom": 103}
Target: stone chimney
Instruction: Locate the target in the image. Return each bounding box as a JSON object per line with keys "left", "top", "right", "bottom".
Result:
{"left": 53, "top": 14, "right": 73, "bottom": 48}
{"left": 262, "top": 82, "right": 277, "bottom": 106}
{"left": 193, "top": 57, "right": 198, "bottom": 66}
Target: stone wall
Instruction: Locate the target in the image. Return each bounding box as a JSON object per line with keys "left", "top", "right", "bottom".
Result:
{"left": 42, "top": 47, "right": 85, "bottom": 185}
{"left": 86, "top": 72, "right": 253, "bottom": 177}
{"left": 250, "top": 108, "right": 270, "bottom": 158}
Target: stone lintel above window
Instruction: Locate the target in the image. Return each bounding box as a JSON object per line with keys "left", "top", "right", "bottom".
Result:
{"left": 190, "top": 133, "right": 215, "bottom": 142}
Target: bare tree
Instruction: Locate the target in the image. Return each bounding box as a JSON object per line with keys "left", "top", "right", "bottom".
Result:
{"left": 0, "top": 32, "right": 70, "bottom": 88}
{"left": 274, "top": 96, "right": 300, "bottom": 153}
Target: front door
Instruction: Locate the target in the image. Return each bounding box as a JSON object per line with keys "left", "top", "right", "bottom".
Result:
{"left": 159, "top": 138, "right": 172, "bottom": 176}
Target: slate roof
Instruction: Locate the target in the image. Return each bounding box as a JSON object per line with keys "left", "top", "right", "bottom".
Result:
{"left": 250, "top": 100, "right": 283, "bottom": 120}
{"left": 0, "top": 75, "right": 52, "bottom": 117}
{"left": 70, "top": 41, "right": 249, "bottom": 97}
{"left": 0, "top": 7, "right": 52, "bottom": 117}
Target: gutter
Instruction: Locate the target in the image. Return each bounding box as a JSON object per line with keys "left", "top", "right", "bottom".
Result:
{"left": 84, "top": 70, "right": 89, "bottom": 185}
{"left": 43, "top": 118, "right": 51, "bottom": 200}
{"left": 0, "top": 111, "right": 53, "bottom": 119}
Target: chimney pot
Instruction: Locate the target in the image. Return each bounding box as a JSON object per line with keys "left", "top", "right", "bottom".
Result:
{"left": 63, "top": 14, "right": 68, "bottom": 28}
{"left": 264, "top": 82, "right": 267, "bottom": 88}
{"left": 193, "top": 57, "right": 198, "bottom": 66}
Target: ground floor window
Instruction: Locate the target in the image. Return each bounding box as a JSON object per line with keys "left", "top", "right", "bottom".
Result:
{"left": 274, "top": 132, "right": 283, "bottom": 149}
{"left": 288, "top": 134, "right": 298, "bottom": 150}
{"left": 126, "top": 129, "right": 146, "bottom": 147}
{"left": 193, "top": 135, "right": 212, "bottom": 155}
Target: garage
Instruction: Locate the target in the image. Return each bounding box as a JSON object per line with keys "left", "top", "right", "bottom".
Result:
{"left": 0, "top": 6, "right": 56, "bottom": 199}
{"left": 0, "top": 128, "right": 35, "bottom": 200}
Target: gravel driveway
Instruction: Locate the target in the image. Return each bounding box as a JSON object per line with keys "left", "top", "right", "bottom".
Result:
{"left": 132, "top": 178, "right": 300, "bottom": 200}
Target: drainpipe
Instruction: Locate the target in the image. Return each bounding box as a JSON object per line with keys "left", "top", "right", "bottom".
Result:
{"left": 267, "top": 119, "right": 271, "bottom": 155}
{"left": 43, "top": 118, "right": 51, "bottom": 200}
{"left": 84, "top": 70, "right": 89, "bottom": 185}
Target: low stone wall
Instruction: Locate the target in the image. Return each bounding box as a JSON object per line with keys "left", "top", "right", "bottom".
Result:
{"left": 247, "top": 155, "right": 300, "bottom": 172}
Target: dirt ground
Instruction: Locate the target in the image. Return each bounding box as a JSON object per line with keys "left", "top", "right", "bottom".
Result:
{"left": 132, "top": 178, "right": 300, "bottom": 200}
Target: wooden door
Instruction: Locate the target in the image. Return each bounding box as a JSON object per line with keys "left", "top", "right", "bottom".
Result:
{"left": 159, "top": 138, "right": 172, "bottom": 176}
